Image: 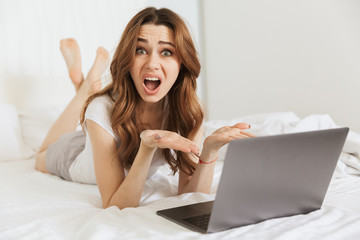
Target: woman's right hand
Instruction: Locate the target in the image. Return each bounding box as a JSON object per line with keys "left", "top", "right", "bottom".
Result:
{"left": 140, "top": 130, "right": 200, "bottom": 155}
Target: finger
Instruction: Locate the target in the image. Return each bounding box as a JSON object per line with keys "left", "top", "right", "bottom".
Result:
{"left": 171, "top": 142, "right": 198, "bottom": 154}
{"left": 240, "top": 131, "right": 256, "bottom": 138}
{"left": 183, "top": 140, "right": 200, "bottom": 154}
{"left": 229, "top": 133, "right": 251, "bottom": 140}
{"left": 158, "top": 134, "right": 199, "bottom": 154}
{"left": 228, "top": 128, "right": 250, "bottom": 137}
{"left": 178, "top": 136, "right": 199, "bottom": 153}
{"left": 190, "top": 144, "right": 201, "bottom": 155}
{"left": 226, "top": 127, "right": 255, "bottom": 139}
{"left": 192, "top": 152, "right": 200, "bottom": 158}
{"left": 232, "top": 123, "right": 251, "bottom": 130}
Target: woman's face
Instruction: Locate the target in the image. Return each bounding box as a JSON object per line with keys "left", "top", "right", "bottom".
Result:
{"left": 130, "top": 24, "right": 181, "bottom": 104}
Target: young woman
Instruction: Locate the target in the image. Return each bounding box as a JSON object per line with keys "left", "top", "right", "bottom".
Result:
{"left": 35, "top": 7, "right": 253, "bottom": 209}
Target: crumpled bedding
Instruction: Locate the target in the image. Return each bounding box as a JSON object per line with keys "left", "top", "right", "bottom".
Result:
{"left": 1, "top": 112, "right": 360, "bottom": 239}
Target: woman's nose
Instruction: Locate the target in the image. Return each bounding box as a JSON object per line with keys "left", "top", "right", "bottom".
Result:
{"left": 145, "top": 53, "right": 160, "bottom": 70}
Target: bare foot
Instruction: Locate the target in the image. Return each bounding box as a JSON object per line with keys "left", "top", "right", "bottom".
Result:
{"left": 86, "top": 47, "right": 110, "bottom": 93}
{"left": 60, "top": 38, "right": 84, "bottom": 91}
{"left": 78, "top": 47, "right": 110, "bottom": 95}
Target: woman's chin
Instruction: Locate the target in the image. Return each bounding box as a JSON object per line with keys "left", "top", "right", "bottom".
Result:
{"left": 139, "top": 94, "right": 165, "bottom": 105}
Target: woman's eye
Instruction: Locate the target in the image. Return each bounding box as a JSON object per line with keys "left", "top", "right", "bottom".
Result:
{"left": 136, "top": 48, "right": 146, "bottom": 55}
{"left": 161, "top": 50, "right": 172, "bottom": 57}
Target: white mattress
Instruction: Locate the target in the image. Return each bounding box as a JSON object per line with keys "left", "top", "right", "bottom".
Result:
{"left": 1, "top": 111, "right": 360, "bottom": 239}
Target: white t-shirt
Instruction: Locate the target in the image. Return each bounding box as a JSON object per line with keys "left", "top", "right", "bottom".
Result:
{"left": 69, "top": 95, "right": 165, "bottom": 184}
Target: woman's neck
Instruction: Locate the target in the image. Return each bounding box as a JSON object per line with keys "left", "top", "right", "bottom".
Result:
{"left": 137, "top": 100, "right": 164, "bottom": 129}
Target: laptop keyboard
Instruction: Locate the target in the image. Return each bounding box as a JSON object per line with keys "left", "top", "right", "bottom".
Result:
{"left": 182, "top": 213, "right": 211, "bottom": 230}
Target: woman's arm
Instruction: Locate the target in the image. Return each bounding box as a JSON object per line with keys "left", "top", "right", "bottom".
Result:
{"left": 87, "top": 120, "right": 200, "bottom": 209}
{"left": 87, "top": 120, "right": 156, "bottom": 209}
{"left": 178, "top": 123, "right": 255, "bottom": 194}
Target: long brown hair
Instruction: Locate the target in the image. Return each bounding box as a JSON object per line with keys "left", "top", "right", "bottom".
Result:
{"left": 80, "top": 7, "right": 203, "bottom": 175}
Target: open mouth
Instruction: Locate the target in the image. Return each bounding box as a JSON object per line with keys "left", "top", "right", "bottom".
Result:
{"left": 144, "top": 77, "right": 161, "bottom": 93}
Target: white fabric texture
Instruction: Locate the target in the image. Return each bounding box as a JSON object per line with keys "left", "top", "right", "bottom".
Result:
{"left": 1, "top": 159, "right": 360, "bottom": 239}
{"left": 205, "top": 112, "right": 360, "bottom": 178}
{"left": 19, "top": 104, "right": 66, "bottom": 152}
{"left": 0, "top": 103, "right": 32, "bottom": 161}
{"left": 69, "top": 95, "right": 165, "bottom": 184}
{"left": 1, "top": 112, "right": 360, "bottom": 239}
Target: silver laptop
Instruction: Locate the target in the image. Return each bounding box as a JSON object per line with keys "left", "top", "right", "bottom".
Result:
{"left": 157, "top": 127, "right": 349, "bottom": 233}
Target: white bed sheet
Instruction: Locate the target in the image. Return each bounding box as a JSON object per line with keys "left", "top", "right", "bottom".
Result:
{"left": 1, "top": 159, "right": 360, "bottom": 240}
{"left": 1, "top": 112, "right": 360, "bottom": 239}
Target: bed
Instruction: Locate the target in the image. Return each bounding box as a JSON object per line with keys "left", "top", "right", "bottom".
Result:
{"left": 1, "top": 103, "right": 360, "bottom": 240}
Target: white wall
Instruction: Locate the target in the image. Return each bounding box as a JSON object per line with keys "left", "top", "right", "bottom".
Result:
{"left": 1, "top": 0, "right": 359, "bottom": 133}
{"left": 202, "top": 0, "right": 360, "bottom": 133}
{"left": 0, "top": 0, "right": 202, "bottom": 107}
{"left": 0, "top": 0, "right": 148, "bottom": 108}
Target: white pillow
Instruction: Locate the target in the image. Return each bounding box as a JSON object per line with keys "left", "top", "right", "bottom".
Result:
{"left": 0, "top": 103, "right": 32, "bottom": 161}
{"left": 19, "top": 105, "right": 66, "bottom": 152}
{"left": 203, "top": 112, "right": 300, "bottom": 161}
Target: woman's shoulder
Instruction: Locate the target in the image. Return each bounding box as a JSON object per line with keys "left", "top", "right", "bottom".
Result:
{"left": 85, "top": 94, "right": 113, "bottom": 122}
{"left": 86, "top": 95, "right": 114, "bottom": 114}
{"left": 85, "top": 94, "right": 116, "bottom": 138}
{"left": 89, "top": 94, "right": 113, "bottom": 107}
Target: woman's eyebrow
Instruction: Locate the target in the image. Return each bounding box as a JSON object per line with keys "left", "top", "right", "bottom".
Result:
{"left": 159, "top": 40, "right": 175, "bottom": 48}
{"left": 137, "top": 38, "right": 175, "bottom": 48}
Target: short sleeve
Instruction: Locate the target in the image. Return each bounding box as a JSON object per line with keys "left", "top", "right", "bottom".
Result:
{"left": 84, "top": 95, "right": 115, "bottom": 139}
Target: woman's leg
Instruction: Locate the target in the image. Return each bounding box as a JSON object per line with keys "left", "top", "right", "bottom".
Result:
{"left": 35, "top": 39, "right": 110, "bottom": 173}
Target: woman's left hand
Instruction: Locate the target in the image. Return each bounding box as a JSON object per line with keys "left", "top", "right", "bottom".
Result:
{"left": 200, "top": 123, "right": 255, "bottom": 163}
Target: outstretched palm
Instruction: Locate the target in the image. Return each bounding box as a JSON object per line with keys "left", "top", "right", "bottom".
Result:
{"left": 140, "top": 130, "right": 200, "bottom": 155}
{"left": 201, "top": 123, "right": 255, "bottom": 163}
